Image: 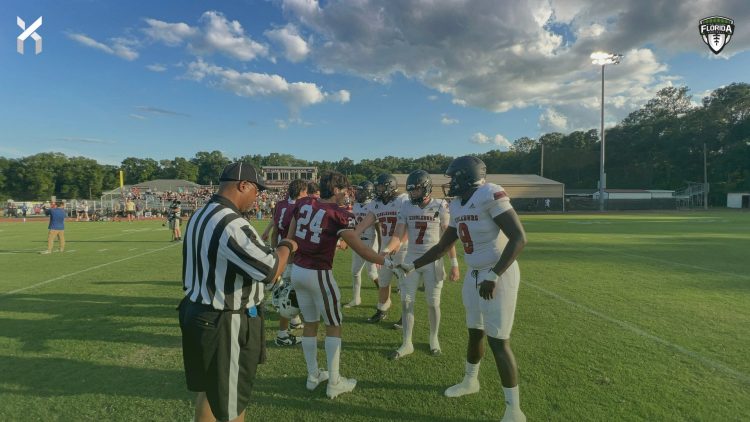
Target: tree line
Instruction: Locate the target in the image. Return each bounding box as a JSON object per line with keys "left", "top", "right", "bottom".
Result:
{"left": 1, "top": 83, "right": 747, "bottom": 205}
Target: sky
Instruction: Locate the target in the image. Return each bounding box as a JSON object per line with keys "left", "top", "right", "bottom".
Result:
{"left": 1, "top": 0, "right": 748, "bottom": 165}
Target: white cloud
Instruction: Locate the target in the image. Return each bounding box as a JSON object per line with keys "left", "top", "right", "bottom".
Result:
{"left": 539, "top": 108, "right": 568, "bottom": 132}
{"left": 441, "top": 114, "right": 459, "bottom": 125}
{"left": 470, "top": 132, "right": 511, "bottom": 149}
{"left": 142, "top": 18, "right": 198, "bottom": 46}
{"left": 144, "top": 12, "right": 268, "bottom": 62}
{"left": 280, "top": 0, "right": 750, "bottom": 129}
{"left": 265, "top": 24, "right": 310, "bottom": 62}
{"left": 428, "top": 95, "right": 438, "bottom": 101}
{"left": 67, "top": 33, "right": 138, "bottom": 61}
{"left": 57, "top": 137, "right": 115, "bottom": 145}
{"left": 185, "top": 58, "right": 350, "bottom": 112}
{"left": 129, "top": 114, "right": 146, "bottom": 120}
{"left": 146, "top": 63, "right": 167, "bottom": 72}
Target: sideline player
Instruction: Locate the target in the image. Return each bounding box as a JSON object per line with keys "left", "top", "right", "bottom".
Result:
{"left": 287, "top": 171, "right": 394, "bottom": 399}
{"left": 345, "top": 181, "right": 380, "bottom": 307}
{"left": 269, "top": 179, "right": 308, "bottom": 345}
{"left": 354, "top": 174, "right": 408, "bottom": 323}
{"left": 398, "top": 156, "right": 528, "bottom": 422}
{"left": 380, "top": 170, "right": 460, "bottom": 359}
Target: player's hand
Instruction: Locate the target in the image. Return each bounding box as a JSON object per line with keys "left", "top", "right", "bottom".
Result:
{"left": 337, "top": 241, "right": 348, "bottom": 251}
{"left": 478, "top": 280, "right": 496, "bottom": 300}
{"left": 449, "top": 266, "right": 460, "bottom": 282}
{"left": 397, "top": 261, "right": 415, "bottom": 278}
{"left": 261, "top": 232, "right": 269, "bottom": 241}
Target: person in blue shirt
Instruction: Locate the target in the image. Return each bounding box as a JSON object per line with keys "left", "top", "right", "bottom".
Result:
{"left": 42, "top": 202, "right": 66, "bottom": 254}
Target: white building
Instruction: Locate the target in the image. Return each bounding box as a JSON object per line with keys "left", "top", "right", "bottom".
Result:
{"left": 727, "top": 193, "right": 750, "bottom": 209}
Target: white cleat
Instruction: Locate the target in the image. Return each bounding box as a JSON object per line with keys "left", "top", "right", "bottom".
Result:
{"left": 444, "top": 378, "right": 480, "bottom": 397}
{"left": 501, "top": 408, "right": 526, "bottom": 422}
{"left": 343, "top": 300, "right": 361, "bottom": 308}
{"left": 326, "top": 376, "right": 357, "bottom": 399}
{"left": 306, "top": 370, "right": 329, "bottom": 391}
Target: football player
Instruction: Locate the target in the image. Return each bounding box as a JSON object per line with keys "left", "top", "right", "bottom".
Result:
{"left": 345, "top": 181, "right": 380, "bottom": 308}
{"left": 269, "top": 179, "right": 309, "bottom": 346}
{"left": 380, "top": 170, "right": 460, "bottom": 359}
{"left": 287, "top": 171, "right": 394, "bottom": 399}
{"left": 398, "top": 157, "right": 527, "bottom": 422}
{"left": 354, "top": 174, "right": 409, "bottom": 323}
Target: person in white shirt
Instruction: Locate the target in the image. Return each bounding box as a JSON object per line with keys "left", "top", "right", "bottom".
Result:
{"left": 380, "top": 170, "right": 460, "bottom": 359}
{"left": 398, "top": 157, "right": 528, "bottom": 422}
{"left": 345, "top": 181, "right": 380, "bottom": 308}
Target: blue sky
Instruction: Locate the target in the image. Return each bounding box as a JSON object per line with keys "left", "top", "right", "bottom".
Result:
{"left": 1, "top": 0, "right": 748, "bottom": 165}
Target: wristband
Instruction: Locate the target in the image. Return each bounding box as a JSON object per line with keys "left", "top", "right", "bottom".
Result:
{"left": 450, "top": 257, "right": 459, "bottom": 267}
{"left": 485, "top": 270, "right": 500, "bottom": 282}
{"left": 277, "top": 239, "right": 296, "bottom": 253}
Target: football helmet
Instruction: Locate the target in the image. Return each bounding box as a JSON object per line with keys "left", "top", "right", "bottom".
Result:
{"left": 354, "top": 181, "right": 375, "bottom": 204}
{"left": 272, "top": 282, "right": 300, "bottom": 319}
{"left": 406, "top": 170, "right": 432, "bottom": 205}
{"left": 443, "top": 156, "right": 486, "bottom": 197}
{"left": 374, "top": 174, "right": 398, "bottom": 203}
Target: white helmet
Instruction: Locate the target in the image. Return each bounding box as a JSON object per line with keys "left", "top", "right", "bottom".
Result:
{"left": 272, "top": 282, "right": 300, "bottom": 319}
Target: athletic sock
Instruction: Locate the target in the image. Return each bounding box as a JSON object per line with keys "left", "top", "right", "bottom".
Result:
{"left": 503, "top": 386, "right": 521, "bottom": 411}
{"left": 301, "top": 336, "right": 318, "bottom": 377}
{"left": 325, "top": 337, "right": 342, "bottom": 384}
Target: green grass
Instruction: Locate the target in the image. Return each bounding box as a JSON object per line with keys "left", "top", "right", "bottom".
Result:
{"left": 1, "top": 212, "right": 749, "bottom": 421}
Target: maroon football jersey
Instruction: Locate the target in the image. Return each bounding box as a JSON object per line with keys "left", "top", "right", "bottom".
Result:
{"left": 273, "top": 198, "right": 298, "bottom": 241}
{"left": 291, "top": 196, "right": 356, "bottom": 270}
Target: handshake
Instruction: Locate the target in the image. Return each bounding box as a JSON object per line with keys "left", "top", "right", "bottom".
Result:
{"left": 382, "top": 257, "right": 415, "bottom": 279}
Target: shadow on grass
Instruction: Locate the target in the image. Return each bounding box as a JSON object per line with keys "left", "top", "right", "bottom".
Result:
{"left": 0, "top": 355, "right": 188, "bottom": 401}
{"left": 0, "top": 292, "right": 182, "bottom": 352}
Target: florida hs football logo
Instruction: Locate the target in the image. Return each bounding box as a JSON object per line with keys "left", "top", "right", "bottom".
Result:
{"left": 699, "top": 16, "right": 734, "bottom": 55}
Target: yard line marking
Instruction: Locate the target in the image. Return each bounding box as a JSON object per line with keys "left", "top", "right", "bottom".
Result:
{"left": 524, "top": 280, "right": 750, "bottom": 385}
{"left": 1, "top": 243, "right": 179, "bottom": 296}
{"left": 586, "top": 246, "right": 750, "bottom": 280}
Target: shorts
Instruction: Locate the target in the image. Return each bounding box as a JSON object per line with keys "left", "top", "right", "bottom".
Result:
{"left": 178, "top": 299, "right": 265, "bottom": 421}
{"left": 376, "top": 249, "right": 407, "bottom": 287}
{"left": 400, "top": 257, "right": 445, "bottom": 307}
{"left": 291, "top": 266, "right": 342, "bottom": 326}
{"left": 462, "top": 262, "right": 520, "bottom": 339}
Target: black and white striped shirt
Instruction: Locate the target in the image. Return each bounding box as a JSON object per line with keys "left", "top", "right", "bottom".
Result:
{"left": 182, "top": 195, "right": 278, "bottom": 310}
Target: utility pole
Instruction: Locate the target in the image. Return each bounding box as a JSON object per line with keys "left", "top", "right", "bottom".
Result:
{"left": 540, "top": 140, "right": 544, "bottom": 177}
{"left": 703, "top": 143, "right": 708, "bottom": 210}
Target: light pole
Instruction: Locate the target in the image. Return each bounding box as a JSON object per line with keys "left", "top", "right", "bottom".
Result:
{"left": 590, "top": 51, "right": 622, "bottom": 211}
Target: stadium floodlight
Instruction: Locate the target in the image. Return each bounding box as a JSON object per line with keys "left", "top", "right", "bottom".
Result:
{"left": 590, "top": 51, "right": 622, "bottom": 211}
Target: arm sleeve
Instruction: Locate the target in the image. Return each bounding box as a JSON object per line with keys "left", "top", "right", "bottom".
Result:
{"left": 484, "top": 185, "right": 514, "bottom": 218}
{"left": 219, "top": 220, "right": 279, "bottom": 284}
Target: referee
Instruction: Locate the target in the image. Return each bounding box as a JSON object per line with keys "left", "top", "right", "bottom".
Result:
{"left": 178, "top": 162, "right": 297, "bottom": 422}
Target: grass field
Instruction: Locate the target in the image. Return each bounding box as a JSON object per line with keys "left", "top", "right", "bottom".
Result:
{"left": 1, "top": 211, "right": 749, "bottom": 421}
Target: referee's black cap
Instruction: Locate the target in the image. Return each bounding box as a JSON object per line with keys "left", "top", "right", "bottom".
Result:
{"left": 219, "top": 162, "right": 268, "bottom": 191}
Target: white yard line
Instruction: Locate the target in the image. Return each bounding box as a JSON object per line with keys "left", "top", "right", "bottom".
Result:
{"left": 1, "top": 243, "right": 179, "bottom": 296}
{"left": 524, "top": 280, "right": 750, "bottom": 385}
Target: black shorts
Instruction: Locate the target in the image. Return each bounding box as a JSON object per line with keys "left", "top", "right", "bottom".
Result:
{"left": 178, "top": 299, "right": 266, "bottom": 421}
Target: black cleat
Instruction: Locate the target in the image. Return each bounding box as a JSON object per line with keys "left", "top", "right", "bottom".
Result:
{"left": 367, "top": 310, "right": 387, "bottom": 323}
{"left": 391, "top": 317, "right": 402, "bottom": 330}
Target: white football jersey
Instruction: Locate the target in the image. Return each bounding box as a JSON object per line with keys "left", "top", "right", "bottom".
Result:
{"left": 353, "top": 201, "right": 376, "bottom": 239}
{"left": 448, "top": 183, "right": 514, "bottom": 269}
{"left": 397, "top": 197, "right": 449, "bottom": 255}
{"left": 367, "top": 193, "right": 409, "bottom": 252}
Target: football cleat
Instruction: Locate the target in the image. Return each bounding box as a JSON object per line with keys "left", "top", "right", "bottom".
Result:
{"left": 326, "top": 376, "right": 357, "bottom": 399}
{"left": 367, "top": 310, "right": 387, "bottom": 323}
{"left": 343, "top": 299, "right": 361, "bottom": 308}
{"left": 388, "top": 345, "right": 413, "bottom": 360}
{"left": 391, "top": 317, "right": 402, "bottom": 330}
{"left": 275, "top": 333, "right": 301, "bottom": 346}
{"left": 430, "top": 348, "right": 442, "bottom": 357}
{"left": 444, "top": 378, "right": 480, "bottom": 397}
{"left": 306, "top": 370, "right": 329, "bottom": 391}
